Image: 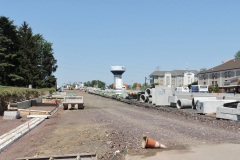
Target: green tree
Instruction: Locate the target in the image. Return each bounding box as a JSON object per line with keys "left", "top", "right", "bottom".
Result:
{"left": 84, "top": 81, "right": 91, "bottom": 87}
{"left": 91, "top": 80, "right": 105, "bottom": 88}
{"left": 17, "top": 22, "right": 40, "bottom": 87}
{"left": 0, "top": 16, "right": 20, "bottom": 85}
{"left": 235, "top": 51, "right": 240, "bottom": 59}
{"left": 108, "top": 83, "right": 114, "bottom": 89}
{"left": 17, "top": 23, "right": 57, "bottom": 88}
{"left": 132, "top": 83, "right": 141, "bottom": 89}
{"left": 214, "top": 84, "right": 220, "bottom": 93}
{"left": 84, "top": 80, "right": 106, "bottom": 88}
{"left": 0, "top": 17, "right": 57, "bottom": 88}
{"left": 39, "top": 37, "right": 57, "bottom": 88}
{"left": 200, "top": 68, "right": 207, "bottom": 72}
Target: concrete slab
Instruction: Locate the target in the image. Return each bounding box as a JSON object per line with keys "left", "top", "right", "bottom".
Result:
{"left": 196, "top": 100, "right": 237, "bottom": 114}
{"left": 192, "top": 97, "right": 217, "bottom": 109}
{"left": 3, "top": 111, "right": 20, "bottom": 120}
{"left": 155, "top": 86, "right": 173, "bottom": 106}
{"left": 27, "top": 115, "right": 50, "bottom": 119}
{"left": 169, "top": 96, "right": 178, "bottom": 107}
{"left": 0, "top": 118, "right": 45, "bottom": 152}
{"left": 151, "top": 88, "right": 156, "bottom": 105}
{"left": 125, "top": 144, "right": 240, "bottom": 160}
{"left": 17, "top": 100, "right": 31, "bottom": 109}
{"left": 216, "top": 103, "right": 240, "bottom": 121}
{"left": 216, "top": 111, "right": 240, "bottom": 121}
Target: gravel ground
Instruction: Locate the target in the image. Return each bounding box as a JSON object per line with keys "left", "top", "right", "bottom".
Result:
{"left": 0, "top": 105, "right": 57, "bottom": 136}
{"left": 0, "top": 90, "right": 240, "bottom": 160}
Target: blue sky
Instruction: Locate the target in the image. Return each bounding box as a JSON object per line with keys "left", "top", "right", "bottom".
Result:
{"left": 1, "top": 0, "right": 240, "bottom": 86}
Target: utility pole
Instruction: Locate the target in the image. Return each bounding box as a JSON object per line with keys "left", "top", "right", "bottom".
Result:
{"left": 145, "top": 77, "right": 147, "bottom": 90}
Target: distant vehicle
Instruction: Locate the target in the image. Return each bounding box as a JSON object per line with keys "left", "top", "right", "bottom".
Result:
{"left": 122, "top": 86, "right": 126, "bottom": 90}
{"left": 191, "top": 85, "right": 208, "bottom": 93}
{"left": 175, "top": 87, "right": 189, "bottom": 92}
{"left": 57, "top": 87, "right": 64, "bottom": 92}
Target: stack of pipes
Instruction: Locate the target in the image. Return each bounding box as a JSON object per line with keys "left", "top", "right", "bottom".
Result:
{"left": 140, "top": 88, "right": 154, "bottom": 103}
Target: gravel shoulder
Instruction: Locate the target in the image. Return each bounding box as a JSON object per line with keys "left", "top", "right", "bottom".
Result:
{"left": 0, "top": 90, "right": 240, "bottom": 160}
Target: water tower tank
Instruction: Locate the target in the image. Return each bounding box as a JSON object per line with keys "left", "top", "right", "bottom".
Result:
{"left": 110, "top": 66, "right": 126, "bottom": 90}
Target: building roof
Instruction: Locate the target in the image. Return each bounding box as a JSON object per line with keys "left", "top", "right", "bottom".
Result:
{"left": 150, "top": 70, "right": 198, "bottom": 76}
{"left": 199, "top": 58, "right": 240, "bottom": 74}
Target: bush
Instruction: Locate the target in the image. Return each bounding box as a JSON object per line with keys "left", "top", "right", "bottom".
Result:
{"left": 0, "top": 87, "right": 54, "bottom": 115}
{"left": 214, "top": 84, "right": 220, "bottom": 93}
{"left": 208, "top": 85, "right": 214, "bottom": 93}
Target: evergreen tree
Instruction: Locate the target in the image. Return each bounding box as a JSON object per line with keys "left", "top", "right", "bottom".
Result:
{"left": 0, "top": 16, "right": 20, "bottom": 85}
{"left": 235, "top": 51, "right": 240, "bottom": 59}
{"left": 214, "top": 84, "right": 220, "bottom": 93}
{"left": 0, "top": 17, "right": 57, "bottom": 88}
{"left": 17, "top": 22, "right": 39, "bottom": 87}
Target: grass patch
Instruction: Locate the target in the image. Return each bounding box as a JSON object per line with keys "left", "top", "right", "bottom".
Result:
{"left": 0, "top": 86, "right": 56, "bottom": 115}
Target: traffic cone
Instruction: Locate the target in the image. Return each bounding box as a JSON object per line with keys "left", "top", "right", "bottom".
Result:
{"left": 141, "top": 135, "right": 167, "bottom": 149}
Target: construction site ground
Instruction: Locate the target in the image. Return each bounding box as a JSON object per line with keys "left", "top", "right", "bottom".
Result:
{"left": 0, "top": 90, "right": 240, "bottom": 160}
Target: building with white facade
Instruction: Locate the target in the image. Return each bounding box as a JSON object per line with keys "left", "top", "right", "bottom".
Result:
{"left": 150, "top": 70, "right": 198, "bottom": 87}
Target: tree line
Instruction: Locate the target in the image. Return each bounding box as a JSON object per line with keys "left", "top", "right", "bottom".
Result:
{"left": 84, "top": 80, "right": 106, "bottom": 88}
{"left": 0, "top": 16, "right": 57, "bottom": 88}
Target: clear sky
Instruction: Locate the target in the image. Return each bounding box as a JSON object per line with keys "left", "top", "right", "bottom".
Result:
{"left": 1, "top": 0, "right": 240, "bottom": 86}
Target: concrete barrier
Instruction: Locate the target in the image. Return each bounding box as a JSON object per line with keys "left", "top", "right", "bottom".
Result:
{"left": 169, "top": 96, "right": 178, "bottom": 107}
{"left": 216, "top": 102, "right": 240, "bottom": 121}
{"left": 3, "top": 111, "right": 21, "bottom": 120}
{"left": 151, "top": 88, "right": 156, "bottom": 105}
{"left": 196, "top": 100, "right": 237, "bottom": 114}
{"left": 192, "top": 97, "right": 217, "bottom": 109}
{"left": 10, "top": 97, "right": 42, "bottom": 109}
{"left": 155, "top": 86, "right": 173, "bottom": 106}
{"left": 17, "top": 100, "right": 31, "bottom": 109}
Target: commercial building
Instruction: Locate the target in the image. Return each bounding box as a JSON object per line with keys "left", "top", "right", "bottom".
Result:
{"left": 198, "top": 58, "right": 240, "bottom": 93}
{"left": 149, "top": 70, "right": 198, "bottom": 87}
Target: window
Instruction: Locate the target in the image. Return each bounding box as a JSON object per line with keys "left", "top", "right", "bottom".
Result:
{"left": 237, "top": 70, "right": 240, "bottom": 76}
{"left": 228, "top": 71, "right": 231, "bottom": 77}
{"left": 204, "top": 82, "right": 206, "bottom": 85}
{"left": 224, "top": 72, "right": 228, "bottom": 78}
{"left": 212, "top": 81, "right": 214, "bottom": 85}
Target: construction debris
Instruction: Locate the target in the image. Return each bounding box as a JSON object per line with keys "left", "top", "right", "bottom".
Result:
{"left": 16, "top": 153, "right": 97, "bottom": 160}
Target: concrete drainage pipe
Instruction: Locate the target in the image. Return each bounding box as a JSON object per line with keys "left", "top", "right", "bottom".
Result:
{"left": 145, "top": 88, "right": 152, "bottom": 96}
{"left": 192, "top": 97, "right": 217, "bottom": 109}
{"left": 140, "top": 94, "right": 148, "bottom": 103}
{"left": 148, "top": 97, "right": 152, "bottom": 103}
{"left": 177, "top": 99, "right": 192, "bottom": 109}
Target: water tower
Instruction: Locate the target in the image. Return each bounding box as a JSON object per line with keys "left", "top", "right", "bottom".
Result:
{"left": 111, "top": 66, "right": 126, "bottom": 90}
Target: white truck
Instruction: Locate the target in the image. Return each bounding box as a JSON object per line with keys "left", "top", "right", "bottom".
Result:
{"left": 175, "top": 87, "right": 189, "bottom": 93}
{"left": 63, "top": 96, "right": 84, "bottom": 110}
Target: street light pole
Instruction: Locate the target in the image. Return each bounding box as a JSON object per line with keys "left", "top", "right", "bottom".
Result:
{"left": 145, "top": 77, "right": 147, "bottom": 90}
